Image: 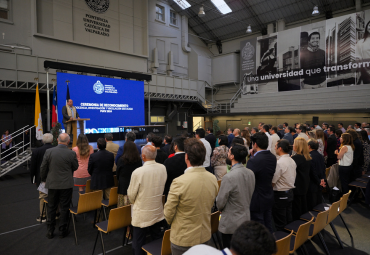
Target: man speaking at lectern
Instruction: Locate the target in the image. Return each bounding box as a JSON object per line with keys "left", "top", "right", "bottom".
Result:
{"left": 62, "top": 99, "right": 80, "bottom": 136}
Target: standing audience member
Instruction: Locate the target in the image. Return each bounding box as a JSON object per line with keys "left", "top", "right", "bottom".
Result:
{"left": 307, "top": 139, "right": 326, "bottom": 210}
{"left": 283, "top": 122, "right": 289, "bottom": 129}
{"left": 40, "top": 133, "right": 78, "bottom": 239}
{"left": 152, "top": 136, "right": 168, "bottom": 164}
{"left": 251, "top": 127, "right": 258, "bottom": 136}
{"left": 241, "top": 130, "right": 251, "bottom": 148}
{"left": 141, "top": 133, "right": 155, "bottom": 155}
{"left": 247, "top": 132, "right": 277, "bottom": 232}
{"left": 338, "top": 123, "right": 346, "bottom": 133}
{"left": 262, "top": 125, "right": 272, "bottom": 151}
{"left": 283, "top": 127, "right": 294, "bottom": 145}
{"left": 163, "top": 137, "right": 187, "bottom": 198}
{"left": 128, "top": 145, "right": 167, "bottom": 255}
{"left": 161, "top": 135, "right": 172, "bottom": 155}
{"left": 211, "top": 135, "right": 229, "bottom": 180}
{"left": 366, "top": 127, "right": 370, "bottom": 140}
{"left": 205, "top": 128, "right": 216, "bottom": 152}
{"left": 258, "top": 122, "right": 264, "bottom": 132}
{"left": 217, "top": 144, "right": 255, "bottom": 248}
{"left": 335, "top": 129, "right": 343, "bottom": 150}
{"left": 30, "top": 133, "right": 54, "bottom": 222}
{"left": 297, "top": 124, "right": 309, "bottom": 141}
{"left": 183, "top": 221, "right": 276, "bottom": 255}
{"left": 347, "top": 129, "right": 364, "bottom": 179}
{"left": 105, "top": 133, "right": 119, "bottom": 172}
{"left": 196, "top": 128, "right": 212, "bottom": 172}
{"left": 326, "top": 127, "right": 337, "bottom": 167}
{"left": 72, "top": 134, "right": 94, "bottom": 193}
{"left": 315, "top": 129, "right": 326, "bottom": 156}
{"left": 269, "top": 126, "right": 280, "bottom": 156}
{"left": 115, "top": 132, "right": 141, "bottom": 164}
{"left": 335, "top": 133, "right": 354, "bottom": 194}
{"left": 233, "top": 128, "right": 241, "bottom": 138}
{"left": 277, "top": 125, "right": 284, "bottom": 139}
{"left": 88, "top": 138, "right": 114, "bottom": 199}
{"left": 1, "top": 129, "right": 12, "bottom": 161}
{"left": 272, "top": 139, "right": 296, "bottom": 231}
{"left": 359, "top": 130, "right": 370, "bottom": 173}
{"left": 116, "top": 141, "right": 142, "bottom": 207}
{"left": 227, "top": 128, "right": 235, "bottom": 147}
{"left": 355, "top": 123, "right": 362, "bottom": 131}
{"left": 291, "top": 137, "right": 311, "bottom": 220}
{"left": 164, "top": 139, "right": 218, "bottom": 255}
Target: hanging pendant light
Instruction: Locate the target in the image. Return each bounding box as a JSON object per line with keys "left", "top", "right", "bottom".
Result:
{"left": 246, "top": 24, "right": 252, "bottom": 33}
{"left": 312, "top": 6, "right": 320, "bottom": 16}
{"left": 198, "top": 5, "right": 205, "bottom": 17}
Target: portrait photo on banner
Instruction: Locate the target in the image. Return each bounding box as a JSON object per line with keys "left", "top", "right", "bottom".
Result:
{"left": 326, "top": 13, "right": 356, "bottom": 87}
{"left": 356, "top": 10, "right": 370, "bottom": 85}
{"left": 256, "top": 33, "right": 278, "bottom": 79}
{"left": 300, "top": 21, "right": 327, "bottom": 90}
{"left": 277, "top": 27, "right": 301, "bottom": 92}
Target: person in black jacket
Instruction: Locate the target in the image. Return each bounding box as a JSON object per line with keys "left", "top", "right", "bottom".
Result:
{"left": 163, "top": 137, "right": 187, "bottom": 198}
{"left": 152, "top": 136, "right": 168, "bottom": 164}
{"left": 30, "top": 133, "right": 54, "bottom": 222}
{"left": 116, "top": 141, "right": 142, "bottom": 207}
{"left": 326, "top": 126, "right": 337, "bottom": 167}
{"left": 347, "top": 129, "right": 364, "bottom": 179}
{"left": 247, "top": 132, "right": 277, "bottom": 232}
{"left": 88, "top": 138, "right": 114, "bottom": 199}
{"left": 307, "top": 139, "right": 326, "bottom": 211}
{"left": 291, "top": 137, "right": 311, "bottom": 220}
{"left": 205, "top": 128, "right": 216, "bottom": 152}
{"left": 160, "top": 135, "right": 172, "bottom": 155}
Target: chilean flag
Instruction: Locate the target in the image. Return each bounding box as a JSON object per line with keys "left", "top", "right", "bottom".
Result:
{"left": 52, "top": 86, "right": 58, "bottom": 127}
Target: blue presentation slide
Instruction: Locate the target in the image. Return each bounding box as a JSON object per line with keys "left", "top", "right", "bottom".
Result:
{"left": 57, "top": 73, "right": 144, "bottom": 133}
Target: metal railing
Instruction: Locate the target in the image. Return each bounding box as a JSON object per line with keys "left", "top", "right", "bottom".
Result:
{"left": 0, "top": 125, "right": 34, "bottom": 163}
{"left": 230, "top": 86, "right": 242, "bottom": 108}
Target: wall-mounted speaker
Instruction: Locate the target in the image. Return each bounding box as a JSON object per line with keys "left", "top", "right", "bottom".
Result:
{"left": 312, "top": 116, "right": 319, "bottom": 125}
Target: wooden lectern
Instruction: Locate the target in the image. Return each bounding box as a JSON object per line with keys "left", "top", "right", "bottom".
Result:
{"left": 65, "top": 118, "right": 90, "bottom": 148}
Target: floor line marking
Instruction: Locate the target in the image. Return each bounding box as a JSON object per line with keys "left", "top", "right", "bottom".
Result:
{"left": 0, "top": 224, "right": 40, "bottom": 236}
{"left": 97, "top": 245, "right": 123, "bottom": 255}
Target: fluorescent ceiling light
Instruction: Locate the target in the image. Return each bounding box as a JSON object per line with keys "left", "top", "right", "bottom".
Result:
{"left": 174, "top": 0, "right": 191, "bottom": 9}
{"left": 210, "top": 0, "right": 232, "bottom": 14}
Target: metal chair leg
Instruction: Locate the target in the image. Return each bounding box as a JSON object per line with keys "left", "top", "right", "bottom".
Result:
{"left": 318, "top": 232, "right": 331, "bottom": 255}
{"left": 92, "top": 231, "right": 99, "bottom": 255}
{"left": 72, "top": 214, "right": 78, "bottom": 245}
{"left": 103, "top": 206, "right": 108, "bottom": 221}
{"left": 339, "top": 214, "right": 353, "bottom": 238}
{"left": 329, "top": 222, "right": 344, "bottom": 249}
{"left": 100, "top": 232, "right": 106, "bottom": 255}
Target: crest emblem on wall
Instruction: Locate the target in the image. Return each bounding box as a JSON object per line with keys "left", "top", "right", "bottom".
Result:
{"left": 85, "top": 0, "right": 110, "bottom": 14}
{"left": 93, "top": 80, "right": 105, "bottom": 94}
{"left": 242, "top": 42, "right": 255, "bottom": 61}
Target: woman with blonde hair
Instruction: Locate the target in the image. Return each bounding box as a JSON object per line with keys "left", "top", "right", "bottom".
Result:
{"left": 72, "top": 134, "right": 94, "bottom": 193}
{"left": 315, "top": 129, "right": 325, "bottom": 156}
{"left": 291, "top": 137, "right": 312, "bottom": 220}
{"left": 335, "top": 133, "right": 354, "bottom": 194}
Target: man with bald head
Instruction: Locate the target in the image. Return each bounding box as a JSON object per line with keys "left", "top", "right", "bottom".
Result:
{"left": 128, "top": 145, "right": 167, "bottom": 255}
{"left": 40, "top": 133, "right": 79, "bottom": 239}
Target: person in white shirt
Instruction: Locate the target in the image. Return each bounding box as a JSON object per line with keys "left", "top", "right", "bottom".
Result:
{"left": 196, "top": 128, "right": 212, "bottom": 172}
{"left": 183, "top": 221, "right": 276, "bottom": 255}
{"left": 354, "top": 123, "right": 362, "bottom": 132}
{"left": 271, "top": 139, "right": 297, "bottom": 231}
{"left": 296, "top": 124, "right": 309, "bottom": 141}
{"left": 269, "top": 127, "right": 280, "bottom": 156}
{"left": 262, "top": 124, "right": 272, "bottom": 151}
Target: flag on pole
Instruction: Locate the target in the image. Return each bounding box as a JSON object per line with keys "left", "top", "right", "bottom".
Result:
{"left": 66, "top": 83, "right": 70, "bottom": 105}
{"left": 34, "top": 84, "right": 43, "bottom": 140}
{"left": 52, "top": 86, "right": 58, "bottom": 127}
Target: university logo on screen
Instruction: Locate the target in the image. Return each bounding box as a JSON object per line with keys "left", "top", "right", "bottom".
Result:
{"left": 93, "top": 80, "right": 104, "bottom": 94}
{"left": 85, "top": 0, "right": 109, "bottom": 14}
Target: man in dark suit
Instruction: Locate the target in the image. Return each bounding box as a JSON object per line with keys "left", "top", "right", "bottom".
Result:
{"left": 277, "top": 125, "right": 284, "bottom": 139}
{"left": 227, "top": 128, "right": 235, "bottom": 148}
{"left": 88, "top": 138, "right": 115, "bottom": 199}
{"left": 62, "top": 99, "right": 80, "bottom": 137}
{"left": 205, "top": 128, "right": 216, "bottom": 152}
{"left": 163, "top": 137, "right": 187, "bottom": 198}
{"left": 115, "top": 131, "right": 141, "bottom": 164}
{"left": 161, "top": 135, "right": 172, "bottom": 155}
{"left": 307, "top": 139, "right": 326, "bottom": 210}
{"left": 326, "top": 126, "right": 337, "bottom": 167}
{"left": 40, "top": 133, "right": 79, "bottom": 239}
{"left": 247, "top": 132, "right": 277, "bottom": 232}
{"left": 152, "top": 136, "right": 168, "bottom": 164}
{"left": 30, "top": 133, "right": 54, "bottom": 222}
